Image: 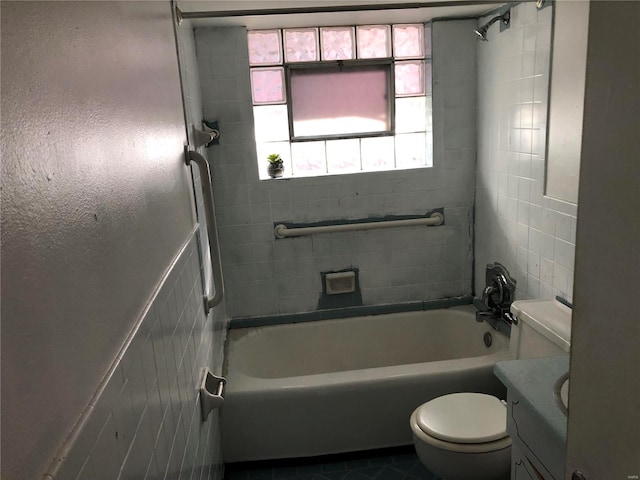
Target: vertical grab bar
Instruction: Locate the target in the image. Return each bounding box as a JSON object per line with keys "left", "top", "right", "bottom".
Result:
{"left": 186, "top": 149, "right": 224, "bottom": 313}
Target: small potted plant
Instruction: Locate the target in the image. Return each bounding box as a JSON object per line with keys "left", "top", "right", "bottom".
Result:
{"left": 267, "top": 153, "right": 284, "bottom": 178}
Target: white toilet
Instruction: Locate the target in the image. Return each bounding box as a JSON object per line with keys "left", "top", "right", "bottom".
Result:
{"left": 410, "top": 298, "right": 572, "bottom": 480}
{"left": 411, "top": 392, "right": 511, "bottom": 480}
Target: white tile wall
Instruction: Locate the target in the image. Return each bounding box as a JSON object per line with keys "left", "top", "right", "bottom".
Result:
{"left": 178, "top": 20, "right": 227, "bottom": 478}
{"left": 49, "top": 232, "right": 226, "bottom": 480}
{"left": 195, "top": 21, "right": 478, "bottom": 319}
{"left": 475, "top": 3, "right": 577, "bottom": 302}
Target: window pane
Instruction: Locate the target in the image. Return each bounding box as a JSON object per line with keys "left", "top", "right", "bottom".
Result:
{"left": 290, "top": 64, "right": 391, "bottom": 138}
{"left": 396, "top": 96, "right": 426, "bottom": 133}
{"left": 291, "top": 141, "right": 326, "bottom": 176}
{"left": 395, "top": 133, "right": 426, "bottom": 169}
{"left": 284, "top": 28, "right": 319, "bottom": 62}
{"left": 393, "top": 24, "right": 424, "bottom": 59}
{"left": 251, "top": 67, "right": 285, "bottom": 104}
{"left": 356, "top": 25, "right": 391, "bottom": 59}
{"left": 256, "top": 141, "right": 291, "bottom": 180}
{"left": 395, "top": 61, "right": 425, "bottom": 96}
{"left": 425, "top": 61, "right": 432, "bottom": 95}
{"left": 248, "top": 30, "right": 282, "bottom": 65}
{"left": 425, "top": 130, "right": 433, "bottom": 167}
{"left": 320, "top": 27, "right": 355, "bottom": 60}
{"left": 361, "top": 136, "right": 395, "bottom": 171}
{"left": 253, "top": 105, "right": 289, "bottom": 142}
{"left": 425, "top": 95, "right": 433, "bottom": 131}
{"left": 326, "top": 139, "right": 361, "bottom": 174}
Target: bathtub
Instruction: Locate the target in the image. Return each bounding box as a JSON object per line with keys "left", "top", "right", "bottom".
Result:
{"left": 221, "top": 305, "right": 511, "bottom": 463}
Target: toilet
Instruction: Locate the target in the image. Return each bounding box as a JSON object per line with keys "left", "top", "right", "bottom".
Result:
{"left": 411, "top": 392, "right": 511, "bottom": 480}
{"left": 410, "top": 265, "right": 573, "bottom": 480}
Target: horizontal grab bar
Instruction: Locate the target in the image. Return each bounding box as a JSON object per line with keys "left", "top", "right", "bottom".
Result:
{"left": 274, "top": 212, "right": 444, "bottom": 239}
{"left": 186, "top": 149, "right": 224, "bottom": 313}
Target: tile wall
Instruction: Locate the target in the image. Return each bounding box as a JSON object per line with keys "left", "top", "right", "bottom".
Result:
{"left": 475, "top": 3, "right": 577, "bottom": 302}
{"left": 177, "top": 18, "right": 228, "bottom": 480}
{"left": 48, "top": 232, "right": 226, "bottom": 480}
{"left": 177, "top": 19, "right": 216, "bottom": 302}
{"left": 195, "top": 21, "right": 478, "bottom": 319}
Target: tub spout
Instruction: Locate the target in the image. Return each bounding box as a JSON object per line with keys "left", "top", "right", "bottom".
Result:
{"left": 475, "top": 309, "right": 513, "bottom": 335}
{"left": 476, "top": 310, "right": 498, "bottom": 323}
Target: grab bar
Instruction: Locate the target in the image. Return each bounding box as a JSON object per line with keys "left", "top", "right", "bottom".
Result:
{"left": 274, "top": 212, "right": 444, "bottom": 239}
{"left": 186, "top": 149, "right": 224, "bottom": 313}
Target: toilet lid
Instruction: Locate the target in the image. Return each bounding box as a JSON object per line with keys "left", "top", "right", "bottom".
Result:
{"left": 416, "top": 393, "right": 508, "bottom": 444}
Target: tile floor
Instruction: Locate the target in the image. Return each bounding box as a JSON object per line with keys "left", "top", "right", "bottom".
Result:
{"left": 224, "top": 446, "right": 442, "bottom": 480}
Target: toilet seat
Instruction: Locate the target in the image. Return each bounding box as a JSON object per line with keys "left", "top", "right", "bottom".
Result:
{"left": 410, "top": 393, "right": 511, "bottom": 454}
{"left": 415, "top": 393, "right": 508, "bottom": 443}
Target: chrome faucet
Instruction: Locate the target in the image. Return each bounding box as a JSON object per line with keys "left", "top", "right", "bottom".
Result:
{"left": 476, "top": 263, "right": 517, "bottom": 332}
{"left": 481, "top": 285, "right": 496, "bottom": 305}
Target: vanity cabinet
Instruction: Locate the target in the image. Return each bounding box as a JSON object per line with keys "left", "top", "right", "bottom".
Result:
{"left": 512, "top": 445, "right": 537, "bottom": 480}
{"left": 508, "top": 399, "right": 560, "bottom": 480}
{"left": 494, "top": 356, "right": 570, "bottom": 480}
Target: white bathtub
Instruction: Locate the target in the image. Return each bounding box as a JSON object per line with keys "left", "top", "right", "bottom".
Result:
{"left": 221, "top": 305, "right": 511, "bottom": 463}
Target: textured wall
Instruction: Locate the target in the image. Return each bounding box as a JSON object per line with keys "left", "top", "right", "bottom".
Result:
{"left": 195, "top": 21, "right": 477, "bottom": 319}
{"left": 474, "top": 2, "right": 577, "bottom": 302}
{"left": 0, "top": 2, "right": 222, "bottom": 479}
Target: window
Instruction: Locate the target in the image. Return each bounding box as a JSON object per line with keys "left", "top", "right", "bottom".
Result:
{"left": 289, "top": 63, "right": 392, "bottom": 139}
{"left": 249, "top": 24, "right": 432, "bottom": 179}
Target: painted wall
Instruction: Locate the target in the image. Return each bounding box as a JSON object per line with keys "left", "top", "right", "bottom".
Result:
{"left": 474, "top": 2, "right": 577, "bottom": 302}
{"left": 567, "top": 1, "right": 640, "bottom": 477}
{"left": 1, "top": 2, "right": 225, "bottom": 479}
{"left": 195, "top": 20, "right": 478, "bottom": 319}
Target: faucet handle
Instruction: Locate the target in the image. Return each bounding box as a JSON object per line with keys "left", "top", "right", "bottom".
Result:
{"left": 481, "top": 285, "right": 495, "bottom": 304}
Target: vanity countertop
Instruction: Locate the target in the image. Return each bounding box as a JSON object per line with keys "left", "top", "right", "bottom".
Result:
{"left": 494, "top": 354, "right": 569, "bottom": 444}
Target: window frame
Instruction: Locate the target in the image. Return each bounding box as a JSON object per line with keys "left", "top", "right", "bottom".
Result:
{"left": 285, "top": 59, "right": 396, "bottom": 143}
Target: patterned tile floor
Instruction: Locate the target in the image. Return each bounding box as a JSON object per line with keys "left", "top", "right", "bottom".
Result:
{"left": 224, "top": 446, "right": 442, "bottom": 480}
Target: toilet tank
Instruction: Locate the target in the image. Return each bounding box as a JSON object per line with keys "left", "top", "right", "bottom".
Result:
{"left": 509, "top": 300, "right": 572, "bottom": 358}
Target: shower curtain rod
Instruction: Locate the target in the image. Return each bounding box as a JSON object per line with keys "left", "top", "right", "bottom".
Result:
{"left": 176, "top": 1, "right": 519, "bottom": 20}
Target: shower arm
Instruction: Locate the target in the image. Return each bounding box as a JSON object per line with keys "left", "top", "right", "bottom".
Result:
{"left": 475, "top": 10, "right": 510, "bottom": 40}
{"left": 185, "top": 149, "right": 224, "bottom": 314}
{"left": 481, "top": 14, "right": 504, "bottom": 31}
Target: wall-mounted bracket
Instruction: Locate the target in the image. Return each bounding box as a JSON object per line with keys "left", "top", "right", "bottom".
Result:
{"left": 536, "top": 0, "right": 552, "bottom": 10}
{"left": 199, "top": 368, "right": 226, "bottom": 422}
{"left": 202, "top": 121, "right": 220, "bottom": 146}
{"left": 193, "top": 126, "right": 219, "bottom": 149}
